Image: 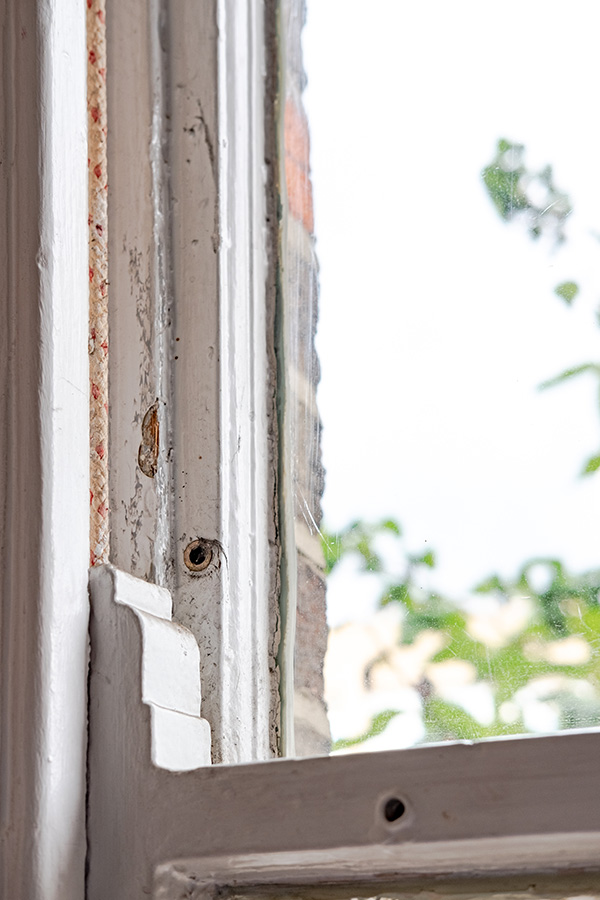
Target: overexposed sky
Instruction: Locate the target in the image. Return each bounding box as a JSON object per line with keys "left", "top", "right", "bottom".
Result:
{"left": 303, "top": 1, "right": 600, "bottom": 620}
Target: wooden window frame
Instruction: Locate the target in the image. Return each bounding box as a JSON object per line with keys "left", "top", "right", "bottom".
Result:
{"left": 2, "top": 1, "right": 600, "bottom": 899}
{"left": 106, "top": 0, "right": 279, "bottom": 765}
{"left": 0, "top": 1, "right": 89, "bottom": 897}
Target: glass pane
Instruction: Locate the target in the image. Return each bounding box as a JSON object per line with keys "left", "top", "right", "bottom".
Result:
{"left": 277, "top": 0, "right": 331, "bottom": 756}
{"left": 291, "top": 1, "right": 600, "bottom": 753}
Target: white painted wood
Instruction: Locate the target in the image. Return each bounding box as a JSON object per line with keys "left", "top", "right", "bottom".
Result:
{"left": 211, "top": 0, "right": 279, "bottom": 761}
{"left": 90, "top": 564, "right": 211, "bottom": 772}
{"left": 164, "top": 0, "right": 225, "bottom": 756}
{"left": 139, "top": 612, "right": 202, "bottom": 715}
{"left": 106, "top": 0, "right": 279, "bottom": 762}
{"left": 89, "top": 565, "right": 600, "bottom": 900}
{"left": 167, "top": 0, "right": 279, "bottom": 762}
{"left": 0, "top": 1, "right": 89, "bottom": 897}
{"left": 112, "top": 566, "right": 173, "bottom": 619}
{"left": 154, "top": 835, "right": 600, "bottom": 898}
{"left": 151, "top": 705, "right": 212, "bottom": 772}
{"left": 88, "top": 564, "right": 211, "bottom": 897}
{"left": 107, "top": 0, "right": 168, "bottom": 585}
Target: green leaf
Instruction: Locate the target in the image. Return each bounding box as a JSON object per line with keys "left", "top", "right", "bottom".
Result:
{"left": 332, "top": 709, "right": 399, "bottom": 751}
{"left": 482, "top": 165, "right": 527, "bottom": 221}
{"left": 321, "top": 532, "right": 343, "bottom": 575}
{"left": 582, "top": 454, "right": 600, "bottom": 476}
{"left": 482, "top": 140, "right": 572, "bottom": 243}
{"left": 380, "top": 583, "right": 413, "bottom": 609}
{"left": 520, "top": 558, "right": 565, "bottom": 584}
{"left": 473, "top": 574, "right": 506, "bottom": 594}
{"left": 539, "top": 363, "right": 600, "bottom": 390}
{"left": 408, "top": 550, "right": 436, "bottom": 569}
{"left": 420, "top": 551, "right": 436, "bottom": 568}
{"left": 554, "top": 281, "right": 579, "bottom": 304}
{"left": 422, "top": 698, "right": 486, "bottom": 742}
{"left": 580, "top": 606, "right": 600, "bottom": 639}
{"left": 380, "top": 518, "right": 402, "bottom": 536}
{"left": 356, "top": 538, "right": 382, "bottom": 572}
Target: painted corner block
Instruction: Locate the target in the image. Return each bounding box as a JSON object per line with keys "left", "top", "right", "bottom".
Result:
{"left": 89, "top": 564, "right": 211, "bottom": 771}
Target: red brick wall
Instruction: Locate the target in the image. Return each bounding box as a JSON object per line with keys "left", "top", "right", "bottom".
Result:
{"left": 285, "top": 97, "right": 314, "bottom": 234}
{"left": 279, "top": 0, "right": 330, "bottom": 756}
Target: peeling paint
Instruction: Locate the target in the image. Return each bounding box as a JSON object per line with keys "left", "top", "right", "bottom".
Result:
{"left": 138, "top": 400, "right": 159, "bottom": 478}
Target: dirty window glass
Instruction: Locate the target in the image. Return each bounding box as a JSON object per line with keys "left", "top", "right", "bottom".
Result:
{"left": 299, "top": 0, "right": 600, "bottom": 754}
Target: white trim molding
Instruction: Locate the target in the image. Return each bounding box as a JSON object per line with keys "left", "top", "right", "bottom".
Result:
{"left": 0, "top": 0, "right": 89, "bottom": 897}
{"left": 214, "top": 0, "right": 279, "bottom": 763}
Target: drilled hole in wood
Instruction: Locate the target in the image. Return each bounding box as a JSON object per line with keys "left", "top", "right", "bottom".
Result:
{"left": 184, "top": 539, "right": 213, "bottom": 572}
{"left": 383, "top": 797, "right": 406, "bottom": 823}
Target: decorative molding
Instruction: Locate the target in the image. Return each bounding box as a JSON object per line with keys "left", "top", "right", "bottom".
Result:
{"left": 89, "top": 565, "right": 211, "bottom": 773}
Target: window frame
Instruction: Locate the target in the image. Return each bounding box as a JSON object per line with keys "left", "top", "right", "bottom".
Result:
{"left": 3, "top": 1, "right": 600, "bottom": 899}
{"left": 91, "top": 0, "right": 600, "bottom": 889}
{"left": 105, "top": 0, "right": 280, "bottom": 763}
{"left": 0, "top": 1, "right": 89, "bottom": 898}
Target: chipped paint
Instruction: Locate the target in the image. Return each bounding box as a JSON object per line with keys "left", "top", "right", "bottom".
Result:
{"left": 138, "top": 400, "right": 159, "bottom": 478}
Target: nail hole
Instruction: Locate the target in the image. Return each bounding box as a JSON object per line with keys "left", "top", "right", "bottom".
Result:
{"left": 184, "top": 539, "right": 213, "bottom": 572}
{"left": 383, "top": 797, "right": 406, "bottom": 823}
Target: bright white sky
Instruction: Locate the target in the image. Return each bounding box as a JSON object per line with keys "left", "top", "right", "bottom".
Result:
{"left": 303, "top": 1, "right": 600, "bottom": 626}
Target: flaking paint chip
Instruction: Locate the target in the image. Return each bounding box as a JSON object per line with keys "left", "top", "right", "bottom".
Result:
{"left": 138, "top": 400, "right": 159, "bottom": 477}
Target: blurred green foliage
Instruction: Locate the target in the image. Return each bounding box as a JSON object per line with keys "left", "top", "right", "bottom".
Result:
{"left": 326, "top": 142, "right": 600, "bottom": 751}
{"left": 324, "top": 520, "right": 600, "bottom": 750}
{"left": 483, "top": 140, "right": 600, "bottom": 478}
{"left": 555, "top": 281, "right": 579, "bottom": 305}
{"left": 482, "top": 138, "right": 571, "bottom": 242}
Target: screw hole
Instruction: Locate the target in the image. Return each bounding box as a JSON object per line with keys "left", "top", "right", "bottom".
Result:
{"left": 383, "top": 797, "right": 406, "bottom": 823}
{"left": 184, "top": 539, "right": 213, "bottom": 572}
{"left": 189, "top": 544, "right": 207, "bottom": 567}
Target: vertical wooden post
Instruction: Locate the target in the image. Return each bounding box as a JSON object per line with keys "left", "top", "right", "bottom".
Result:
{"left": 0, "top": 0, "right": 89, "bottom": 896}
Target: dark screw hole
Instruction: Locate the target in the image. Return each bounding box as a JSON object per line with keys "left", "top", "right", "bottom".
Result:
{"left": 189, "top": 544, "right": 208, "bottom": 567}
{"left": 184, "top": 539, "right": 213, "bottom": 572}
{"left": 383, "top": 797, "right": 406, "bottom": 823}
